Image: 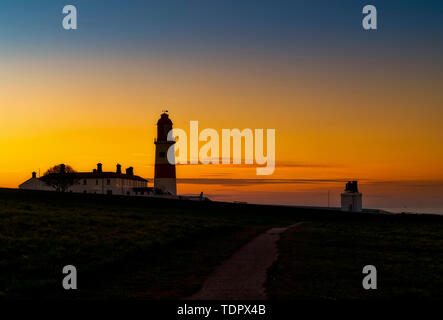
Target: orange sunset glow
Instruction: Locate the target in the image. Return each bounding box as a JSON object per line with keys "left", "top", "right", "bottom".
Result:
{"left": 1, "top": 1, "right": 443, "bottom": 212}
{"left": 1, "top": 52, "right": 442, "bottom": 210}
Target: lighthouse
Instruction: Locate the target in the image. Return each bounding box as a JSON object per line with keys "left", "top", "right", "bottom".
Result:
{"left": 154, "top": 112, "right": 177, "bottom": 195}
{"left": 341, "top": 181, "right": 362, "bottom": 212}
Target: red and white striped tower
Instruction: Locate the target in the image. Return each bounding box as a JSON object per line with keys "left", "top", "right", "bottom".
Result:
{"left": 154, "top": 111, "right": 177, "bottom": 195}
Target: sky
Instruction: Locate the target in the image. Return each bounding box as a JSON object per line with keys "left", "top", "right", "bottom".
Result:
{"left": 1, "top": 0, "right": 443, "bottom": 211}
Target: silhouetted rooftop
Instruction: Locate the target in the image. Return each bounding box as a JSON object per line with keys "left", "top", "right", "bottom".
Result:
{"left": 39, "top": 172, "right": 147, "bottom": 182}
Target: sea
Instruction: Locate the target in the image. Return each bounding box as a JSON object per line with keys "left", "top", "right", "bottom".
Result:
{"left": 380, "top": 208, "right": 443, "bottom": 215}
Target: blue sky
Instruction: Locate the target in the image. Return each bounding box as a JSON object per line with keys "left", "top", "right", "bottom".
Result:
{"left": 1, "top": 0, "right": 442, "bottom": 58}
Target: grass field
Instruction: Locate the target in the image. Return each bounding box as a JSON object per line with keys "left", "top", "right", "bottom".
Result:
{"left": 267, "top": 219, "right": 443, "bottom": 300}
{"left": 0, "top": 188, "right": 306, "bottom": 299}
{"left": 1, "top": 188, "right": 442, "bottom": 300}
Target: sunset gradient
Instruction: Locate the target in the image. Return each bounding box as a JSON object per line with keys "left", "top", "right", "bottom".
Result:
{"left": 1, "top": 0, "right": 442, "bottom": 210}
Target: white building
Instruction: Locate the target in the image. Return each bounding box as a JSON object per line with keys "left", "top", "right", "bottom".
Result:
{"left": 18, "top": 113, "right": 209, "bottom": 201}
{"left": 19, "top": 171, "right": 54, "bottom": 191}
{"left": 19, "top": 163, "right": 151, "bottom": 196}
{"left": 341, "top": 181, "right": 363, "bottom": 212}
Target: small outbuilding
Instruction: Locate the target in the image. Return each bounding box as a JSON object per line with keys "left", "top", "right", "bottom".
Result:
{"left": 341, "top": 181, "right": 362, "bottom": 212}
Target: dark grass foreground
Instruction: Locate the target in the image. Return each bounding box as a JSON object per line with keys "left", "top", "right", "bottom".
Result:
{"left": 1, "top": 188, "right": 442, "bottom": 300}
{"left": 267, "top": 220, "right": 443, "bottom": 300}
{"left": 0, "top": 188, "right": 311, "bottom": 299}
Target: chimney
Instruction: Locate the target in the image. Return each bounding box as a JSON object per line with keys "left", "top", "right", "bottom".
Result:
{"left": 345, "top": 180, "right": 359, "bottom": 193}
{"left": 116, "top": 164, "right": 122, "bottom": 174}
{"left": 352, "top": 181, "right": 359, "bottom": 193}
{"left": 32, "top": 172, "right": 36, "bottom": 178}
{"left": 97, "top": 163, "right": 103, "bottom": 173}
{"left": 126, "top": 167, "right": 134, "bottom": 176}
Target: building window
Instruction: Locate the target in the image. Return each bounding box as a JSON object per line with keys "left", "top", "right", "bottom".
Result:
{"left": 107, "top": 190, "right": 112, "bottom": 195}
{"left": 83, "top": 179, "right": 87, "bottom": 185}
{"left": 107, "top": 179, "right": 111, "bottom": 185}
{"left": 83, "top": 190, "right": 87, "bottom": 193}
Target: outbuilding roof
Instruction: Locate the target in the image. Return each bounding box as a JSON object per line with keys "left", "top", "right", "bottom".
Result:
{"left": 39, "top": 172, "right": 148, "bottom": 182}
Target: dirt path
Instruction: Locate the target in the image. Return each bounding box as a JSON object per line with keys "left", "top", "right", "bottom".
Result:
{"left": 187, "top": 222, "right": 304, "bottom": 300}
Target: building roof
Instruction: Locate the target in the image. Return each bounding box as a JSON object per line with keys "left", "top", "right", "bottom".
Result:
{"left": 133, "top": 187, "right": 154, "bottom": 191}
{"left": 39, "top": 172, "right": 148, "bottom": 182}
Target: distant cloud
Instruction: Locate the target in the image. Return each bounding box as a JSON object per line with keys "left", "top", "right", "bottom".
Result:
{"left": 200, "top": 172, "right": 233, "bottom": 177}
{"left": 364, "top": 180, "right": 443, "bottom": 187}
{"left": 174, "top": 178, "right": 443, "bottom": 188}
{"left": 176, "top": 178, "right": 351, "bottom": 186}
{"left": 143, "top": 160, "right": 339, "bottom": 168}
{"left": 275, "top": 161, "right": 341, "bottom": 168}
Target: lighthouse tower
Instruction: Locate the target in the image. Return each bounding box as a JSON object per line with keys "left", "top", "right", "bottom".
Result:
{"left": 341, "top": 181, "right": 362, "bottom": 212}
{"left": 154, "top": 112, "right": 177, "bottom": 195}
